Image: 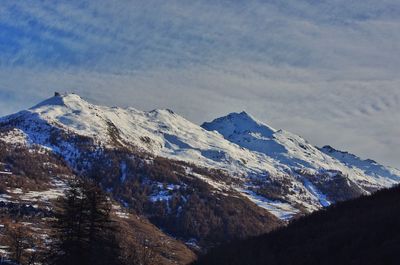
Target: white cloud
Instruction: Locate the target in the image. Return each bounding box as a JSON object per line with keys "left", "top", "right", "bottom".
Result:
{"left": 0, "top": 0, "right": 399, "bottom": 168}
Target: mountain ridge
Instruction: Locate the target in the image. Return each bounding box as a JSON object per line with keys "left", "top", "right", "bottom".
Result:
{"left": 1, "top": 92, "right": 399, "bottom": 261}
{"left": 1, "top": 93, "right": 399, "bottom": 220}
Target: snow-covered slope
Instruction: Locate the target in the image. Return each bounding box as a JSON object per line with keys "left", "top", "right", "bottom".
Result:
{"left": 1, "top": 93, "right": 399, "bottom": 219}
{"left": 2, "top": 93, "right": 279, "bottom": 176}
{"left": 202, "top": 111, "right": 347, "bottom": 171}
{"left": 202, "top": 112, "right": 400, "bottom": 187}
{"left": 321, "top": 145, "right": 400, "bottom": 186}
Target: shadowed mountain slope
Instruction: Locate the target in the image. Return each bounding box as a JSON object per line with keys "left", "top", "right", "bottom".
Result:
{"left": 193, "top": 185, "right": 400, "bottom": 265}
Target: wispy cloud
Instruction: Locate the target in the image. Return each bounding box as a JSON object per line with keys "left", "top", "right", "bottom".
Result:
{"left": 0, "top": 0, "right": 399, "bottom": 168}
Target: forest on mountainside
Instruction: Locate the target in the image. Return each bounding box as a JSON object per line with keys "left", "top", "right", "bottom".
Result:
{"left": 193, "top": 185, "right": 400, "bottom": 265}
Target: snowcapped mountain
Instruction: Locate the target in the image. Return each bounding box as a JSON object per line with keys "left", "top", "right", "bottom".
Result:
{"left": 320, "top": 145, "right": 400, "bottom": 186}
{"left": 202, "top": 111, "right": 400, "bottom": 188}
{"left": 14, "top": 94, "right": 280, "bottom": 176}
{"left": 1, "top": 93, "right": 399, "bottom": 222}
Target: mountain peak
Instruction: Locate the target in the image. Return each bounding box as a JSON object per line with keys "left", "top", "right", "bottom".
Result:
{"left": 237, "top": 110, "right": 253, "bottom": 118}
{"left": 30, "top": 92, "right": 89, "bottom": 110}
{"left": 202, "top": 111, "right": 277, "bottom": 138}
{"left": 227, "top": 111, "right": 257, "bottom": 121}
{"left": 320, "top": 145, "right": 400, "bottom": 182}
{"left": 149, "top": 108, "right": 176, "bottom": 116}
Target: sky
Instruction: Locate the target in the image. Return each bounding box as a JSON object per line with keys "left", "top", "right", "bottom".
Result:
{"left": 0, "top": 0, "right": 399, "bottom": 168}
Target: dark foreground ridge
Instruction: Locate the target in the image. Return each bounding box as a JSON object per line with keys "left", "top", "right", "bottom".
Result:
{"left": 193, "top": 185, "right": 400, "bottom": 265}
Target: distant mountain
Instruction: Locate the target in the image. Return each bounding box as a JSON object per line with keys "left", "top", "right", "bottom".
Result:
{"left": 192, "top": 184, "right": 400, "bottom": 265}
{"left": 202, "top": 111, "right": 400, "bottom": 208}
{"left": 0, "top": 93, "right": 282, "bottom": 254}
{"left": 320, "top": 145, "right": 400, "bottom": 184}
{"left": 0, "top": 93, "right": 399, "bottom": 258}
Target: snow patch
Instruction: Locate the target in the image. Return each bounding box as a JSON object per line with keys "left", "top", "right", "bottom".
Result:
{"left": 301, "top": 178, "right": 331, "bottom": 207}
{"left": 238, "top": 189, "right": 300, "bottom": 220}
{"left": 120, "top": 161, "right": 127, "bottom": 183}
{"left": 0, "top": 128, "right": 30, "bottom": 145}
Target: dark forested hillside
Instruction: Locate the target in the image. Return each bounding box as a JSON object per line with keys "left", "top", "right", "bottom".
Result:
{"left": 193, "top": 185, "right": 400, "bottom": 265}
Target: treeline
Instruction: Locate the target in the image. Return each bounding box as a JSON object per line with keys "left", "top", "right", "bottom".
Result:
{"left": 77, "top": 149, "right": 282, "bottom": 247}
{"left": 1, "top": 221, "right": 40, "bottom": 264}
{"left": 0, "top": 141, "right": 71, "bottom": 191}
{"left": 1, "top": 123, "right": 282, "bottom": 257}
{"left": 48, "top": 179, "right": 122, "bottom": 265}
{"left": 1, "top": 179, "right": 158, "bottom": 265}
{"left": 193, "top": 185, "right": 400, "bottom": 265}
{"left": 2, "top": 117, "right": 283, "bottom": 249}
